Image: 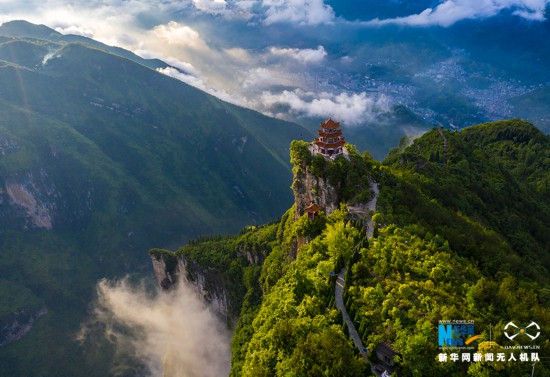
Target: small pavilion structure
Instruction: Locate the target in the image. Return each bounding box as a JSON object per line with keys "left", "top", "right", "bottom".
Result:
{"left": 304, "top": 202, "right": 321, "bottom": 220}
{"left": 375, "top": 341, "right": 400, "bottom": 374}
{"left": 310, "top": 118, "right": 347, "bottom": 159}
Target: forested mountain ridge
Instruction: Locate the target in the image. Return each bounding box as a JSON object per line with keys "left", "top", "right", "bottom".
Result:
{"left": 154, "top": 119, "right": 550, "bottom": 376}
{"left": 0, "top": 21, "right": 310, "bottom": 376}
{"left": 382, "top": 119, "right": 550, "bottom": 280}
{"left": 355, "top": 118, "right": 550, "bottom": 375}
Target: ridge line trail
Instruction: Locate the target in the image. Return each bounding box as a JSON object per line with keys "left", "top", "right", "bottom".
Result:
{"left": 334, "top": 181, "right": 379, "bottom": 361}
{"left": 437, "top": 127, "right": 448, "bottom": 165}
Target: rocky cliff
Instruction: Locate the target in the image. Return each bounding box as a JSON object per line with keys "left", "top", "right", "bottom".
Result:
{"left": 1, "top": 169, "right": 63, "bottom": 231}
{"left": 292, "top": 164, "right": 339, "bottom": 221}
{"left": 150, "top": 249, "right": 233, "bottom": 321}
{"left": 177, "top": 258, "right": 231, "bottom": 319}
{"left": 150, "top": 249, "right": 180, "bottom": 290}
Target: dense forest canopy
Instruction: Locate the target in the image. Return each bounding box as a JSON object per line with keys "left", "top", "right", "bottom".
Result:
{"left": 153, "top": 119, "right": 550, "bottom": 376}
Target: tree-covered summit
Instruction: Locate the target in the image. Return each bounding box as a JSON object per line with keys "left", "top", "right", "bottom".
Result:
{"left": 381, "top": 119, "right": 550, "bottom": 281}
{"left": 152, "top": 119, "right": 550, "bottom": 376}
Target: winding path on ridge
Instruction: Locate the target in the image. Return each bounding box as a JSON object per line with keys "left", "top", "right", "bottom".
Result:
{"left": 335, "top": 181, "right": 379, "bottom": 361}
{"left": 437, "top": 127, "right": 448, "bottom": 165}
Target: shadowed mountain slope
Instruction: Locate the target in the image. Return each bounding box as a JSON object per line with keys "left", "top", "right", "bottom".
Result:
{"left": 0, "top": 21, "right": 310, "bottom": 376}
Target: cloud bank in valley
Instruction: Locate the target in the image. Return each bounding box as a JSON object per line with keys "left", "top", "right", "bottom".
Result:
{"left": 260, "top": 89, "right": 390, "bottom": 126}
{"left": 79, "top": 278, "right": 231, "bottom": 377}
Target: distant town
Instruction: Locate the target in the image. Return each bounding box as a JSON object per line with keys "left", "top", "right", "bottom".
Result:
{"left": 302, "top": 52, "right": 549, "bottom": 128}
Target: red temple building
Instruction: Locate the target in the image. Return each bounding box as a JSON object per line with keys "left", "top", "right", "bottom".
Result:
{"left": 310, "top": 118, "right": 347, "bottom": 159}
{"left": 304, "top": 202, "right": 321, "bottom": 220}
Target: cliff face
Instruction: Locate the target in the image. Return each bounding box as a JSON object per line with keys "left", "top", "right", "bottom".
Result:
{"left": 149, "top": 145, "right": 344, "bottom": 323}
{"left": 236, "top": 244, "right": 265, "bottom": 265}
{"left": 1, "top": 168, "right": 73, "bottom": 231}
{"left": 177, "top": 258, "right": 231, "bottom": 320}
{"left": 292, "top": 165, "right": 338, "bottom": 221}
{"left": 150, "top": 251, "right": 232, "bottom": 320}
{"left": 150, "top": 251, "right": 179, "bottom": 290}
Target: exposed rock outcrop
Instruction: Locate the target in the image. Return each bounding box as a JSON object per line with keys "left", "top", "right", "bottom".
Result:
{"left": 150, "top": 250, "right": 179, "bottom": 290}
{"left": 4, "top": 171, "right": 58, "bottom": 230}
{"left": 178, "top": 258, "right": 231, "bottom": 320}
{"left": 292, "top": 165, "right": 338, "bottom": 221}
{"left": 236, "top": 245, "right": 265, "bottom": 265}
{"left": 150, "top": 250, "right": 232, "bottom": 320}
{"left": 0, "top": 307, "right": 48, "bottom": 348}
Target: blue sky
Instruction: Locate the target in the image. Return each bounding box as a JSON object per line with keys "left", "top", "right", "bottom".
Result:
{"left": 1, "top": 0, "right": 549, "bottom": 127}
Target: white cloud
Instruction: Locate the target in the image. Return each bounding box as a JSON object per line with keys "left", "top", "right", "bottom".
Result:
{"left": 365, "top": 0, "right": 550, "bottom": 27}
{"left": 163, "top": 58, "right": 199, "bottom": 75}
{"left": 234, "top": 0, "right": 256, "bottom": 14}
{"left": 41, "top": 48, "right": 62, "bottom": 65}
{"left": 262, "top": 0, "right": 335, "bottom": 25}
{"left": 242, "top": 67, "right": 276, "bottom": 88}
{"left": 269, "top": 45, "right": 327, "bottom": 64}
{"left": 223, "top": 47, "right": 254, "bottom": 63}
{"left": 259, "top": 89, "right": 390, "bottom": 125}
{"left": 152, "top": 21, "right": 204, "bottom": 48}
{"left": 242, "top": 67, "right": 302, "bottom": 89}
{"left": 2, "top": 0, "right": 545, "bottom": 132}
{"left": 187, "top": 0, "right": 335, "bottom": 23}
{"left": 187, "top": 0, "right": 257, "bottom": 19}
{"left": 157, "top": 66, "right": 207, "bottom": 90}
{"left": 513, "top": 7, "right": 547, "bottom": 20}
{"left": 192, "top": 0, "right": 227, "bottom": 14}
{"left": 0, "top": 1, "right": 152, "bottom": 50}
{"left": 54, "top": 24, "right": 94, "bottom": 38}
{"left": 79, "top": 278, "right": 230, "bottom": 377}
{"left": 157, "top": 66, "right": 249, "bottom": 106}
{"left": 135, "top": 49, "right": 200, "bottom": 75}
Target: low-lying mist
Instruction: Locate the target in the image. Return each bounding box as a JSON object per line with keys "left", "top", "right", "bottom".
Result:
{"left": 79, "top": 277, "right": 231, "bottom": 377}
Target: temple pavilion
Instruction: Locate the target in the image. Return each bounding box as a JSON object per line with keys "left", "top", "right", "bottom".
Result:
{"left": 310, "top": 118, "right": 348, "bottom": 159}
{"left": 304, "top": 202, "right": 321, "bottom": 220}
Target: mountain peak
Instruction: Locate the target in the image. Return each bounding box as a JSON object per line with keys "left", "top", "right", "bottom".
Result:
{"left": 0, "top": 20, "right": 61, "bottom": 39}
{"left": 461, "top": 118, "right": 548, "bottom": 145}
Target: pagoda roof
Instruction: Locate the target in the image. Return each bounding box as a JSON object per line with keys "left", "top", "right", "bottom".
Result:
{"left": 314, "top": 138, "right": 346, "bottom": 148}
{"left": 320, "top": 118, "right": 341, "bottom": 130}
{"left": 304, "top": 203, "right": 321, "bottom": 213}
{"left": 318, "top": 129, "right": 342, "bottom": 137}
